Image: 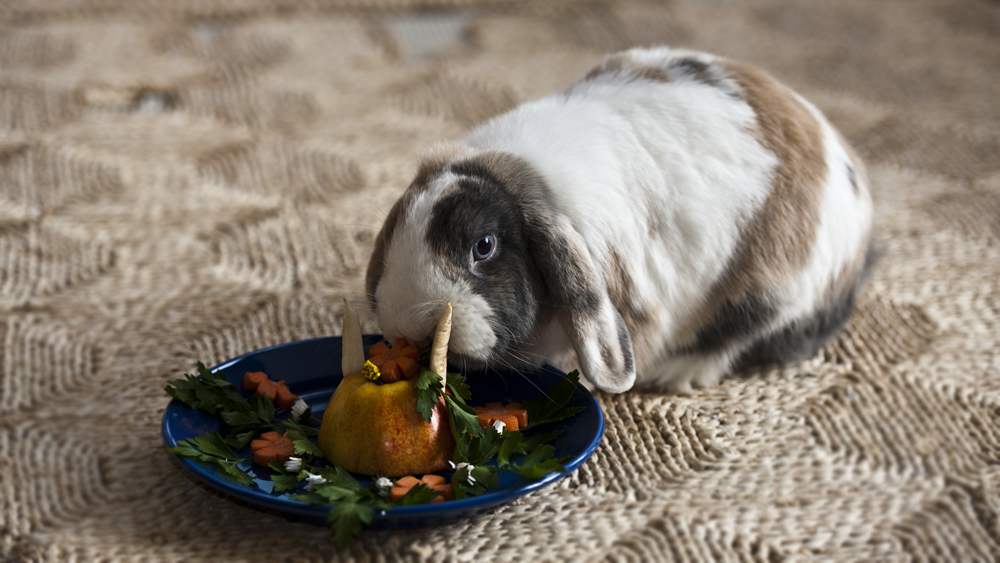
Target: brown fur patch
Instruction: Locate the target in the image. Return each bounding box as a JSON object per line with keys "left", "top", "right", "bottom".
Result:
{"left": 365, "top": 142, "right": 475, "bottom": 304}
{"left": 604, "top": 249, "right": 654, "bottom": 330}
{"left": 582, "top": 54, "right": 673, "bottom": 84}
{"left": 604, "top": 248, "right": 656, "bottom": 365}
{"left": 679, "top": 62, "right": 829, "bottom": 352}
{"left": 582, "top": 54, "right": 739, "bottom": 96}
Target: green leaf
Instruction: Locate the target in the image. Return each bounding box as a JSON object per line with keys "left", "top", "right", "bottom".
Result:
{"left": 311, "top": 484, "right": 358, "bottom": 505}
{"left": 185, "top": 431, "right": 242, "bottom": 460}
{"left": 291, "top": 491, "right": 327, "bottom": 505}
{"left": 445, "top": 372, "right": 472, "bottom": 402}
{"left": 496, "top": 431, "right": 523, "bottom": 468}
{"left": 224, "top": 428, "right": 259, "bottom": 451}
{"left": 414, "top": 368, "right": 444, "bottom": 424}
{"left": 165, "top": 364, "right": 249, "bottom": 416}
{"left": 328, "top": 501, "right": 373, "bottom": 551}
{"left": 445, "top": 394, "right": 485, "bottom": 439}
{"left": 354, "top": 487, "right": 395, "bottom": 511}
{"left": 220, "top": 409, "right": 264, "bottom": 428}
{"left": 396, "top": 483, "right": 441, "bottom": 506}
{"left": 317, "top": 465, "right": 363, "bottom": 491}
{"left": 168, "top": 432, "right": 253, "bottom": 485}
{"left": 524, "top": 370, "right": 581, "bottom": 427}
{"left": 276, "top": 417, "right": 319, "bottom": 437}
{"left": 164, "top": 375, "right": 197, "bottom": 407}
{"left": 535, "top": 407, "right": 584, "bottom": 427}
{"left": 267, "top": 462, "right": 302, "bottom": 493}
{"left": 515, "top": 456, "right": 567, "bottom": 480}
{"left": 167, "top": 443, "right": 203, "bottom": 458}
{"left": 519, "top": 430, "right": 563, "bottom": 452}
{"left": 270, "top": 473, "right": 301, "bottom": 493}
{"left": 251, "top": 393, "right": 276, "bottom": 423}
{"left": 288, "top": 433, "right": 323, "bottom": 457}
{"left": 465, "top": 426, "right": 502, "bottom": 466}
{"left": 508, "top": 444, "right": 567, "bottom": 480}
{"left": 196, "top": 361, "right": 219, "bottom": 381}
{"left": 452, "top": 464, "right": 499, "bottom": 499}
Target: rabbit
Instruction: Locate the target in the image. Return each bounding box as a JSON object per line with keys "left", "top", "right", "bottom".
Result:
{"left": 364, "top": 47, "right": 874, "bottom": 394}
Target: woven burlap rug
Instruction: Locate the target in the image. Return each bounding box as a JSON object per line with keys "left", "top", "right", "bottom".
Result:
{"left": 2, "top": 0, "right": 1000, "bottom": 560}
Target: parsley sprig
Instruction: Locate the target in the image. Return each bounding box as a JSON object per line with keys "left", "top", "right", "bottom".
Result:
{"left": 168, "top": 431, "right": 253, "bottom": 485}
{"left": 293, "top": 461, "right": 443, "bottom": 549}
{"left": 165, "top": 362, "right": 317, "bottom": 471}
{"left": 415, "top": 367, "right": 582, "bottom": 499}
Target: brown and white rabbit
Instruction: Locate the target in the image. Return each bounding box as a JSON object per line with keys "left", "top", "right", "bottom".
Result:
{"left": 365, "top": 47, "right": 874, "bottom": 394}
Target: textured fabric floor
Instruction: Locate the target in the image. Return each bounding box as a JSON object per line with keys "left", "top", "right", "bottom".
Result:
{"left": 2, "top": 0, "right": 1000, "bottom": 560}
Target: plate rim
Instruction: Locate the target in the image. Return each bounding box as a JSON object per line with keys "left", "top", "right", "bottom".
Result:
{"left": 161, "top": 335, "right": 605, "bottom": 524}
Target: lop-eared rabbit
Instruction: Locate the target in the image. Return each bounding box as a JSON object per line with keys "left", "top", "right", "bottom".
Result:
{"left": 365, "top": 48, "right": 874, "bottom": 393}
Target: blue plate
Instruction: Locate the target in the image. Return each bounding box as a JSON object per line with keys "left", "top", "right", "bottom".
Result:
{"left": 161, "top": 335, "right": 604, "bottom": 528}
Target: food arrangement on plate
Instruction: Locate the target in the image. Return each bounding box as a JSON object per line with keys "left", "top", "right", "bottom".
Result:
{"left": 162, "top": 301, "right": 599, "bottom": 548}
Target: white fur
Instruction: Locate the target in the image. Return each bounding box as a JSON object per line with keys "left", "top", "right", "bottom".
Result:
{"left": 792, "top": 99, "right": 873, "bottom": 320}
{"left": 463, "top": 49, "right": 778, "bottom": 389}
{"left": 375, "top": 173, "right": 498, "bottom": 357}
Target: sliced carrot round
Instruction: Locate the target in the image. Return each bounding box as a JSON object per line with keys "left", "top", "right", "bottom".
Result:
{"left": 243, "top": 371, "right": 268, "bottom": 391}
{"left": 474, "top": 402, "right": 528, "bottom": 431}
{"left": 368, "top": 341, "right": 391, "bottom": 358}
{"left": 368, "top": 338, "right": 422, "bottom": 382}
{"left": 243, "top": 371, "right": 300, "bottom": 410}
{"left": 395, "top": 475, "right": 420, "bottom": 488}
{"left": 503, "top": 402, "right": 528, "bottom": 428}
{"left": 389, "top": 474, "right": 453, "bottom": 503}
{"left": 250, "top": 431, "right": 295, "bottom": 466}
{"left": 274, "top": 383, "right": 298, "bottom": 410}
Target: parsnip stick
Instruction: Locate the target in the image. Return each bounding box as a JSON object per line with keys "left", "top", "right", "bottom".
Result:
{"left": 341, "top": 299, "right": 365, "bottom": 376}
{"left": 429, "top": 303, "right": 452, "bottom": 386}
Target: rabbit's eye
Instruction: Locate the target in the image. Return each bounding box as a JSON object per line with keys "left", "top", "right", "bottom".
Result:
{"left": 472, "top": 235, "right": 495, "bottom": 261}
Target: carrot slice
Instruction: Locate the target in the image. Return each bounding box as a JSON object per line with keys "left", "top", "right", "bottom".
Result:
{"left": 274, "top": 383, "right": 298, "bottom": 410}
{"left": 420, "top": 474, "right": 447, "bottom": 486}
{"left": 389, "top": 475, "right": 453, "bottom": 503}
{"left": 395, "top": 356, "right": 418, "bottom": 377}
{"left": 368, "top": 341, "right": 391, "bottom": 358}
{"left": 395, "top": 475, "right": 420, "bottom": 488}
{"left": 243, "top": 371, "right": 299, "bottom": 410}
{"left": 243, "top": 371, "right": 268, "bottom": 391}
{"left": 503, "top": 402, "right": 528, "bottom": 428}
{"left": 250, "top": 431, "right": 295, "bottom": 466}
{"left": 367, "top": 338, "right": 422, "bottom": 382}
{"left": 474, "top": 402, "right": 528, "bottom": 431}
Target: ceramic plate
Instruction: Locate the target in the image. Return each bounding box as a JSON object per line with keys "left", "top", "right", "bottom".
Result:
{"left": 161, "top": 335, "right": 604, "bottom": 528}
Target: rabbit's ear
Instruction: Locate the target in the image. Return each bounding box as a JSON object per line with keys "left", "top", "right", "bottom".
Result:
{"left": 526, "top": 213, "right": 637, "bottom": 393}
{"left": 449, "top": 150, "right": 637, "bottom": 392}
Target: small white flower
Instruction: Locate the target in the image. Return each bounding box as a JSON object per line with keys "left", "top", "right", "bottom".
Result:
{"left": 375, "top": 477, "right": 393, "bottom": 490}
{"left": 291, "top": 398, "right": 309, "bottom": 421}
{"left": 448, "top": 460, "right": 476, "bottom": 485}
{"left": 304, "top": 472, "right": 327, "bottom": 491}
{"left": 284, "top": 456, "right": 302, "bottom": 472}
{"left": 492, "top": 419, "right": 506, "bottom": 435}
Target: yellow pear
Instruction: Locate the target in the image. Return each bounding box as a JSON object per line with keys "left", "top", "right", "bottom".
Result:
{"left": 317, "top": 302, "right": 455, "bottom": 476}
